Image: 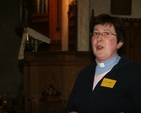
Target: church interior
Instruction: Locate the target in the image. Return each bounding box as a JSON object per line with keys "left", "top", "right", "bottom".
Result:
{"left": 0, "top": 0, "right": 141, "bottom": 113}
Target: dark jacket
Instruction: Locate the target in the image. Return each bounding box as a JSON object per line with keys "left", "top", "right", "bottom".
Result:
{"left": 63, "top": 55, "right": 141, "bottom": 113}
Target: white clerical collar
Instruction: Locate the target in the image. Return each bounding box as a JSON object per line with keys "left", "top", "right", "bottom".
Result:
{"left": 97, "top": 62, "right": 105, "bottom": 67}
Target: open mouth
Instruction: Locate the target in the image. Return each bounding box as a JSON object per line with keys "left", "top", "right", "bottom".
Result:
{"left": 96, "top": 45, "right": 103, "bottom": 50}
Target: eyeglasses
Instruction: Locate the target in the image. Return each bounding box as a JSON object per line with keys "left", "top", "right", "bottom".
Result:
{"left": 92, "top": 31, "right": 116, "bottom": 38}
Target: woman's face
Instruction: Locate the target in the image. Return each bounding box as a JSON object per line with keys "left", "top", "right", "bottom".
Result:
{"left": 91, "top": 24, "right": 123, "bottom": 63}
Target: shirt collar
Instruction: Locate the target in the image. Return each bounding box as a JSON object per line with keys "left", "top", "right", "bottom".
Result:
{"left": 95, "top": 54, "right": 121, "bottom": 75}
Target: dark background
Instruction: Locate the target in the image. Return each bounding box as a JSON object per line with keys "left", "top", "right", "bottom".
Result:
{"left": 0, "top": 0, "right": 22, "bottom": 103}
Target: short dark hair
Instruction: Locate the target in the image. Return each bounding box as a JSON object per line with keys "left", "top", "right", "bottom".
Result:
{"left": 93, "top": 14, "right": 125, "bottom": 43}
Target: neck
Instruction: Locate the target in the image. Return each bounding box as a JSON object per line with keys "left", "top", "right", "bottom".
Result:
{"left": 96, "top": 54, "right": 117, "bottom": 63}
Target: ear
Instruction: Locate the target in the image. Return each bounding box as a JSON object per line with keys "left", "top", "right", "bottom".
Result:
{"left": 117, "top": 41, "right": 124, "bottom": 49}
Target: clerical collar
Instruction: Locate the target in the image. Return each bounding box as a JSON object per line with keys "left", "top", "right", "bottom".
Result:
{"left": 97, "top": 62, "right": 105, "bottom": 67}
{"left": 95, "top": 54, "right": 121, "bottom": 75}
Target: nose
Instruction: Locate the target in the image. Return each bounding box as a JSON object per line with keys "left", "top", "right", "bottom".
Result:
{"left": 97, "top": 34, "right": 102, "bottom": 41}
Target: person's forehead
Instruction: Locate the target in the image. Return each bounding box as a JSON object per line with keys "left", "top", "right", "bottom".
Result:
{"left": 94, "top": 24, "right": 115, "bottom": 30}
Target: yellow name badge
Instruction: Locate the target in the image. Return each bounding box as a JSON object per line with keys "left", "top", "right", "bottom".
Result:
{"left": 101, "top": 78, "right": 117, "bottom": 88}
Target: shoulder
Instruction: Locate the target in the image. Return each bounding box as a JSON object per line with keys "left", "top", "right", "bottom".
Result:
{"left": 119, "top": 55, "right": 141, "bottom": 68}
{"left": 119, "top": 55, "right": 141, "bottom": 77}
{"left": 75, "top": 62, "right": 96, "bottom": 82}
{"left": 72, "top": 63, "right": 96, "bottom": 89}
{"left": 79, "top": 63, "right": 96, "bottom": 75}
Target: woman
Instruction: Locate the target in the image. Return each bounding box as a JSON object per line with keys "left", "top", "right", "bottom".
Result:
{"left": 63, "top": 14, "right": 141, "bottom": 113}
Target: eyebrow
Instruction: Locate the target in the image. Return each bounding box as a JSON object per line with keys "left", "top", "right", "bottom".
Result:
{"left": 93, "top": 29, "right": 111, "bottom": 32}
{"left": 103, "top": 29, "right": 111, "bottom": 31}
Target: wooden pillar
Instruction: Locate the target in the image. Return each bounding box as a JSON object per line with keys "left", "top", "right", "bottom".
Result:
{"left": 49, "top": 0, "right": 62, "bottom": 50}
{"left": 61, "top": 0, "right": 69, "bottom": 51}
{"left": 28, "top": 64, "right": 42, "bottom": 113}
{"left": 77, "top": 0, "right": 90, "bottom": 51}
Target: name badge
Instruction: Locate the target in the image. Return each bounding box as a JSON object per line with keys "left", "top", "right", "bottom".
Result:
{"left": 101, "top": 78, "right": 117, "bottom": 88}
